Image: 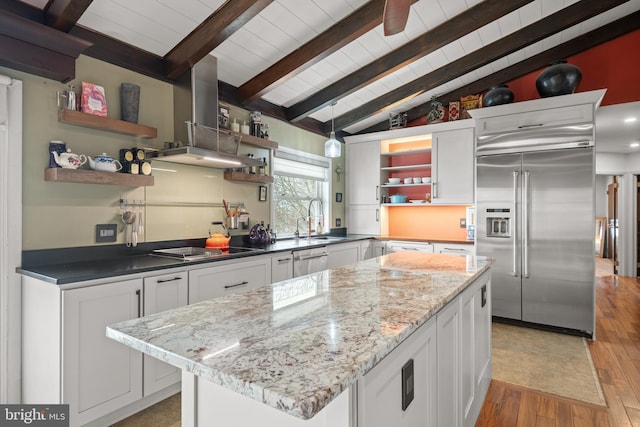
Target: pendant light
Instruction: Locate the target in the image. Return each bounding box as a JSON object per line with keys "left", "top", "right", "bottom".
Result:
{"left": 324, "top": 102, "right": 341, "bottom": 158}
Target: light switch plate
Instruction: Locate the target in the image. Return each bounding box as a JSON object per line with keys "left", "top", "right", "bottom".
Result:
{"left": 96, "top": 224, "right": 117, "bottom": 243}
{"left": 460, "top": 218, "right": 466, "bottom": 228}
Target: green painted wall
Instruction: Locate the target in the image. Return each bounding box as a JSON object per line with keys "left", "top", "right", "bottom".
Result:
{"left": 1, "top": 55, "right": 344, "bottom": 250}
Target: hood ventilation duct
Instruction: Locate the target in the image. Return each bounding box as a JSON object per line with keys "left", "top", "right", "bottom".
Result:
{"left": 147, "top": 55, "right": 261, "bottom": 168}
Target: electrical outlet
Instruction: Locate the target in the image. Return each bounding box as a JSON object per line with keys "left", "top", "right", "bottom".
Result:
{"left": 460, "top": 218, "right": 466, "bottom": 228}
{"left": 96, "top": 224, "right": 117, "bottom": 243}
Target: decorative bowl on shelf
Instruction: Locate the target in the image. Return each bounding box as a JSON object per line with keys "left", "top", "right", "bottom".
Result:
{"left": 422, "top": 177, "right": 432, "bottom": 184}
{"left": 389, "top": 194, "right": 407, "bottom": 203}
{"left": 403, "top": 178, "right": 412, "bottom": 184}
{"left": 413, "top": 177, "right": 422, "bottom": 184}
{"left": 388, "top": 177, "right": 401, "bottom": 184}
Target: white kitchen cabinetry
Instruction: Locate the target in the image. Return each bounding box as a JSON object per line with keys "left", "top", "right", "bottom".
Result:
{"left": 360, "top": 239, "right": 386, "bottom": 260}
{"left": 327, "top": 241, "right": 360, "bottom": 269}
{"left": 346, "top": 204, "right": 380, "bottom": 235}
{"left": 357, "top": 316, "right": 438, "bottom": 427}
{"left": 436, "top": 270, "right": 491, "bottom": 427}
{"left": 143, "top": 271, "right": 188, "bottom": 396}
{"left": 272, "top": 252, "right": 294, "bottom": 282}
{"left": 433, "top": 243, "right": 475, "bottom": 256}
{"left": 189, "top": 256, "right": 271, "bottom": 303}
{"left": 62, "top": 279, "right": 144, "bottom": 426}
{"left": 431, "top": 127, "right": 475, "bottom": 205}
{"left": 346, "top": 139, "right": 381, "bottom": 235}
{"left": 346, "top": 139, "right": 381, "bottom": 204}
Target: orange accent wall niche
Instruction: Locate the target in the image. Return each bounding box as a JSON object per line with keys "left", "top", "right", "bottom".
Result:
{"left": 387, "top": 205, "right": 469, "bottom": 241}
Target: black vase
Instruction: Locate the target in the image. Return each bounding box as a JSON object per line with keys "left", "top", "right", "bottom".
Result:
{"left": 536, "top": 60, "right": 582, "bottom": 98}
{"left": 482, "top": 85, "right": 514, "bottom": 107}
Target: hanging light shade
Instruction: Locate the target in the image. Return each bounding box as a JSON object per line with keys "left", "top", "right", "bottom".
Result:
{"left": 325, "top": 102, "right": 341, "bottom": 158}
{"left": 325, "top": 131, "right": 341, "bottom": 157}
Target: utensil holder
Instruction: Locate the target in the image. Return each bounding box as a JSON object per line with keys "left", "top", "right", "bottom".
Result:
{"left": 227, "top": 216, "right": 239, "bottom": 229}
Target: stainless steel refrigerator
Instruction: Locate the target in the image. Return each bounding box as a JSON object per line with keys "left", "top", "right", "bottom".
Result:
{"left": 476, "top": 125, "right": 595, "bottom": 337}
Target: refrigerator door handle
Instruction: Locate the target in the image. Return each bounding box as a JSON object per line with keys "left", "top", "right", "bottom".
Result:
{"left": 512, "top": 171, "right": 519, "bottom": 277}
{"left": 523, "top": 170, "right": 530, "bottom": 278}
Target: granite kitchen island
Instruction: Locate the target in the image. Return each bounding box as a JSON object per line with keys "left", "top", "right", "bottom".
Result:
{"left": 107, "top": 252, "right": 492, "bottom": 427}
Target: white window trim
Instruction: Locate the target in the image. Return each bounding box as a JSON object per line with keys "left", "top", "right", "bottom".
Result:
{"left": 271, "top": 147, "right": 333, "bottom": 236}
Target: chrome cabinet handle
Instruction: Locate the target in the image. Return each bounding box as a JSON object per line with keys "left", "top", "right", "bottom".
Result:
{"left": 376, "top": 208, "right": 379, "bottom": 222}
{"left": 523, "top": 171, "right": 530, "bottom": 279}
{"left": 432, "top": 182, "right": 437, "bottom": 198}
{"left": 376, "top": 185, "right": 379, "bottom": 201}
{"left": 512, "top": 171, "right": 519, "bottom": 277}
{"left": 277, "top": 257, "right": 292, "bottom": 263}
{"left": 224, "top": 281, "right": 249, "bottom": 289}
{"left": 296, "top": 252, "right": 329, "bottom": 261}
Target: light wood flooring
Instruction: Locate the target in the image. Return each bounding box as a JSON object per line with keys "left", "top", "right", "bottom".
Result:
{"left": 477, "top": 258, "right": 640, "bottom": 426}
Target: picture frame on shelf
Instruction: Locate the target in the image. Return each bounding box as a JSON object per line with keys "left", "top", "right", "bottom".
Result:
{"left": 258, "top": 185, "right": 267, "bottom": 202}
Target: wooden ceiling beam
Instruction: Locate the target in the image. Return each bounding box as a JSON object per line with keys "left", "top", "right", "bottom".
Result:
{"left": 287, "top": 0, "right": 534, "bottom": 123}
{"left": 237, "top": 0, "right": 419, "bottom": 104}
{"left": 334, "top": 0, "right": 628, "bottom": 132}
{"left": 0, "top": 9, "right": 91, "bottom": 82}
{"left": 164, "top": 0, "right": 273, "bottom": 80}
{"left": 358, "top": 10, "right": 640, "bottom": 134}
{"left": 45, "top": 0, "right": 93, "bottom": 32}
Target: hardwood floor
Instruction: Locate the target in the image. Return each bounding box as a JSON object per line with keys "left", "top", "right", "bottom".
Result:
{"left": 476, "top": 259, "right": 640, "bottom": 426}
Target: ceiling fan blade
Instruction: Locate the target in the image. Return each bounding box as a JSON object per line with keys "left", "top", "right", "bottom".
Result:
{"left": 383, "top": 0, "right": 411, "bottom": 36}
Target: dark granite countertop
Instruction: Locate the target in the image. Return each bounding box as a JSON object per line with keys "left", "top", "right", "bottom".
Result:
{"left": 17, "top": 234, "right": 375, "bottom": 285}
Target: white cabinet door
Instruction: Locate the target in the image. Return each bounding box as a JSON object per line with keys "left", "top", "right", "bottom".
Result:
{"left": 346, "top": 139, "right": 381, "bottom": 205}
{"left": 437, "top": 294, "right": 462, "bottom": 427}
{"left": 327, "top": 242, "right": 360, "bottom": 269}
{"left": 432, "top": 127, "right": 474, "bottom": 205}
{"left": 143, "top": 271, "right": 188, "bottom": 396}
{"left": 433, "top": 243, "right": 474, "bottom": 256}
{"left": 346, "top": 204, "right": 380, "bottom": 235}
{"left": 358, "top": 317, "right": 437, "bottom": 427}
{"left": 272, "top": 252, "right": 294, "bottom": 283}
{"left": 470, "top": 273, "right": 492, "bottom": 426}
{"left": 189, "top": 257, "right": 271, "bottom": 304}
{"left": 63, "top": 278, "right": 143, "bottom": 427}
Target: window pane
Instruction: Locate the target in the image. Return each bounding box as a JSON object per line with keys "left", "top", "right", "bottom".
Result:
{"left": 273, "top": 175, "right": 320, "bottom": 235}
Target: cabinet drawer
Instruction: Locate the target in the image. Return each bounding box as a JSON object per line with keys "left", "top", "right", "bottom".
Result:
{"left": 476, "top": 103, "right": 593, "bottom": 136}
{"left": 189, "top": 258, "right": 270, "bottom": 304}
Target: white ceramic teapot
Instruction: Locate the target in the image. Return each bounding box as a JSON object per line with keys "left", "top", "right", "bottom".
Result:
{"left": 88, "top": 153, "right": 122, "bottom": 172}
{"left": 51, "top": 148, "right": 87, "bottom": 169}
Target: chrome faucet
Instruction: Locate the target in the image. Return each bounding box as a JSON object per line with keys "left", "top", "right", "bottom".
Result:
{"left": 307, "top": 198, "right": 324, "bottom": 237}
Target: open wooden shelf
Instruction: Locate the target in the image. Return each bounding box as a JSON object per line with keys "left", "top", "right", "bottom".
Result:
{"left": 58, "top": 109, "right": 158, "bottom": 139}
{"left": 219, "top": 129, "right": 278, "bottom": 150}
{"left": 45, "top": 168, "right": 154, "bottom": 186}
{"left": 223, "top": 171, "right": 274, "bottom": 184}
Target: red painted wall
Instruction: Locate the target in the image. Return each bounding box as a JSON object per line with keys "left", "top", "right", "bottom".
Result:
{"left": 408, "top": 28, "right": 640, "bottom": 128}
{"left": 505, "top": 29, "right": 640, "bottom": 106}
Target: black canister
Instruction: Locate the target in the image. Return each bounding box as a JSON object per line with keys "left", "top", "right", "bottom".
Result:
{"left": 49, "top": 141, "right": 66, "bottom": 168}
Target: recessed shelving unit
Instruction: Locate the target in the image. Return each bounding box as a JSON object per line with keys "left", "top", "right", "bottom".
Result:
{"left": 45, "top": 168, "right": 154, "bottom": 186}
{"left": 223, "top": 171, "right": 274, "bottom": 184}
{"left": 58, "top": 109, "right": 158, "bottom": 139}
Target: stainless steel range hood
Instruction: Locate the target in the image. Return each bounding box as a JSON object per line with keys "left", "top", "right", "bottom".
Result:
{"left": 148, "top": 55, "right": 261, "bottom": 168}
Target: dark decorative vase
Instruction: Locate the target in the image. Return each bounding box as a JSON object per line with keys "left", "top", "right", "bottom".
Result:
{"left": 536, "top": 60, "right": 582, "bottom": 98}
{"left": 120, "top": 83, "right": 140, "bottom": 123}
{"left": 482, "top": 85, "right": 514, "bottom": 107}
